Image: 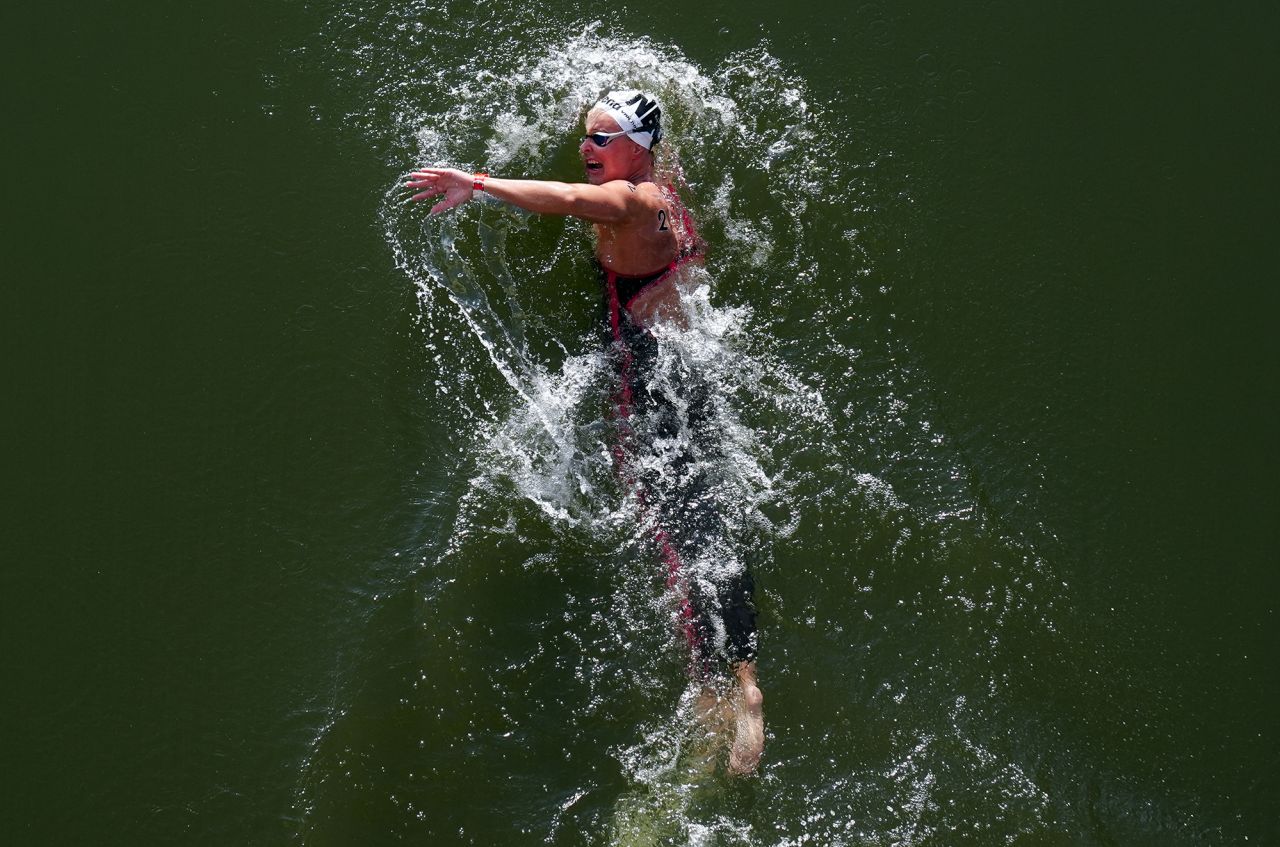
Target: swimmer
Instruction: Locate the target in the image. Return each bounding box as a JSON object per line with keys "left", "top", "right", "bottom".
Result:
{"left": 408, "top": 90, "right": 764, "bottom": 775}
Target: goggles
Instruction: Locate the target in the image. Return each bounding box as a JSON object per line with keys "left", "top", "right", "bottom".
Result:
{"left": 582, "top": 129, "right": 631, "bottom": 148}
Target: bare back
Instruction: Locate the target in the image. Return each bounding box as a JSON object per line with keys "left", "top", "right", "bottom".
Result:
{"left": 593, "top": 181, "right": 679, "bottom": 277}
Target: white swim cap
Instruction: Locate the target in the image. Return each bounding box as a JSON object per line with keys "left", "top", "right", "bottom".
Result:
{"left": 593, "top": 90, "right": 663, "bottom": 150}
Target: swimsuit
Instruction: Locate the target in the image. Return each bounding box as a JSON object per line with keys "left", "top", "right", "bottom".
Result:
{"left": 600, "top": 253, "right": 758, "bottom": 677}
{"left": 608, "top": 263, "right": 678, "bottom": 311}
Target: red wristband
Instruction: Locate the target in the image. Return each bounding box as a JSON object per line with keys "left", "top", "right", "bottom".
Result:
{"left": 472, "top": 173, "right": 487, "bottom": 193}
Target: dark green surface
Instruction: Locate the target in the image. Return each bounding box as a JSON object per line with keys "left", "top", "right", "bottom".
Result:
{"left": 6, "top": 1, "right": 1276, "bottom": 843}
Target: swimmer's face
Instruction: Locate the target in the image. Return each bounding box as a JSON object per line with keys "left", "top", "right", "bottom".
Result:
{"left": 580, "top": 111, "right": 642, "bottom": 184}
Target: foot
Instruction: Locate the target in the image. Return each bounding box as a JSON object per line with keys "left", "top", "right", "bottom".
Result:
{"left": 727, "top": 664, "right": 764, "bottom": 775}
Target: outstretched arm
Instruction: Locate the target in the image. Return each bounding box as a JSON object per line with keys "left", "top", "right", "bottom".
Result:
{"left": 406, "top": 167, "right": 638, "bottom": 224}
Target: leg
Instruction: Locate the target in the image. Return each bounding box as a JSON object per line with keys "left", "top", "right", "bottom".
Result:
{"left": 727, "top": 660, "right": 764, "bottom": 775}
{"left": 685, "top": 566, "right": 761, "bottom": 774}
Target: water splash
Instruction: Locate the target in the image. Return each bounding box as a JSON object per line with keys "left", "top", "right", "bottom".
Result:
{"left": 291, "top": 7, "right": 1081, "bottom": 845}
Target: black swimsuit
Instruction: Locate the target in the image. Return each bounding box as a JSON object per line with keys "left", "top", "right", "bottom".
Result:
{"left": 610, "top": 265, "right": 674, "bottom": 309}
{"left": 600, "top": 257, "right": 758, "bottom": 675}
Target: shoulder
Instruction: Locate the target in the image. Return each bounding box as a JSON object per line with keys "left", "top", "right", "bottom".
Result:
{"left": 592, "top": 180, "right": 665, "bottom": 222}
{"left": 608, "top": 180, "right": 668, "bottom": 207}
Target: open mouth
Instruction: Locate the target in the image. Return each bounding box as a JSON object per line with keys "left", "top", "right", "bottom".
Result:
{"left": 585, "top": 160, "right": 603, "bottom": 172}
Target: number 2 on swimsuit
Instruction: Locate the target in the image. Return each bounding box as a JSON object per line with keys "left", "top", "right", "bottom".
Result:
{"left": 657, "top": 209, "right": 669, "bottom": 231}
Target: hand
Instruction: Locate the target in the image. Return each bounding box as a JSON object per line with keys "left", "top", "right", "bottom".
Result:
{"left": 406, "top": 167, "right": 473, "bottom": 214}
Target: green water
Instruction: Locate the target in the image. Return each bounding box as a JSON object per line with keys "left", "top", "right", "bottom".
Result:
{"left": 6, "top": 1, "right": 1276, "bottom": 844}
